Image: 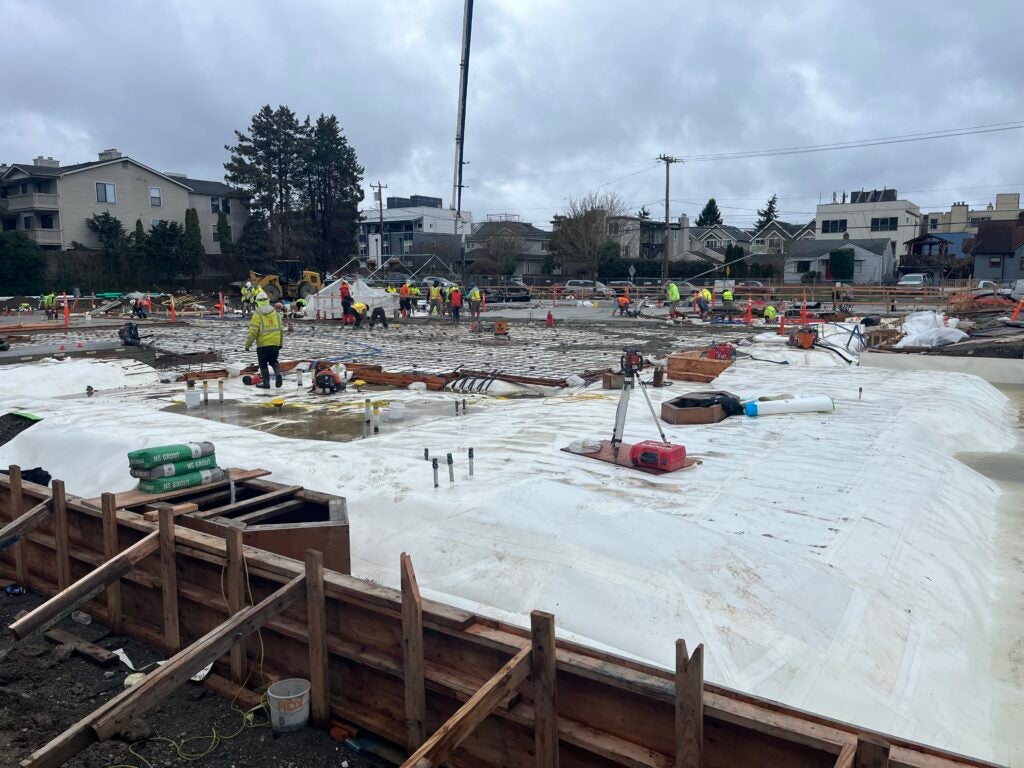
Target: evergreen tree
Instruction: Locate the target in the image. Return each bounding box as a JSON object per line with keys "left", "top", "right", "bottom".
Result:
{"left": 146, "top": 221, "right": 185, "bottom": 285}
{"left": 234, "top": 214, "right": 274, "bottom": 269}
{"left": 131, "top": 219, "right": 148, "bottom": 285}
{"left": 754, "top": 194, "right": 779, "bottom": 231}
{"left": 181, "top": 208, "right": 204, "bottom": 285}
{"left": 696, "top": 198, "right": 723, "bottom": 226}
{"left": 0, "top": 232, "right": 47, "bottom": 295}
{"left": 215, "top": 211, "right": 233, "bottom": 253}
{"left": 85, "top": 212, "right": 130, "bottom": 287}
{"left": 637, "top": 206, "right": 651, "bottom": 220}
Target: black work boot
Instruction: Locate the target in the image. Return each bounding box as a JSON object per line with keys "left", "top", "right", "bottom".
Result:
{"left": 275, "top": 373, "right": 283, "bottom": 388}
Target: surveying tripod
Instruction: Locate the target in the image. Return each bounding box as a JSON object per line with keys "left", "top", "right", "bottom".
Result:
{"left": 610, "top": 350, "right": 669, "bottom": 461}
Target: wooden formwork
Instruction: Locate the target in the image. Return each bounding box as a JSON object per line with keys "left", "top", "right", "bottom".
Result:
{"left": 0, "top": 467, "right": 1000, "bottom": 768}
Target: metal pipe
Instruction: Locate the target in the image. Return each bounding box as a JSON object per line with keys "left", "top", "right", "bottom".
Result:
{"left": 217, "top": 379, "right": 224, "bottom": 404}
{"left": 424, "top": 448, "right": 430, "bottom": 461}
{"left": 455, "top": 401, "right": 460, "bottom": 416}
{"left": 297, "top": 369, "right": 304, "bottom": 388}
{"left": 462, "top": 398, "right": 467, "bottom": 414}
{"left": 447, "top": 453, "right": 454, "bottom": 483}
{"left": 372, "top": 405, "right": 380, "bottom": 434}
{"left": 432, "top": 458, "right": 439, "bottom": 488}
{"left": 468, "top": 447, "right": 474, "bottom": 477}
{"left": 202, "top": 380, "right": 209, "bottom": 404}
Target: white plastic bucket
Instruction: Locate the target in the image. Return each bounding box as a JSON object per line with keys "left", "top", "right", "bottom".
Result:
{"left": 388, "top": 401, "right": 406, "bottom": 421}
{"left": 184, "top": 390, "right": 201, "bottom": 409}
{"left": 267, "top": 678, "right": 310, "bottom": 732}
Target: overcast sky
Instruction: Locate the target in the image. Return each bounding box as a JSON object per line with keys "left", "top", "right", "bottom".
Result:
{"left": 3, "top": 0, "right": 1023, "bottom": 229}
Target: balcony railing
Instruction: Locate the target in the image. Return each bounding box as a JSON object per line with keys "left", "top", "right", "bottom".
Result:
{"left": 4, "top": 193, "right": 59, "bottom": 211}
{"left": 24, "top": 229, "right": 62, "bottom": 246}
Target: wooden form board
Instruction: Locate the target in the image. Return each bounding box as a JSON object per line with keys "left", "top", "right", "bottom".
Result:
{"left": 0, "top": 474, "right": 1001, "bottom": 768}
{"left": 83, "top": 468, "right": 271, "bottom": 509}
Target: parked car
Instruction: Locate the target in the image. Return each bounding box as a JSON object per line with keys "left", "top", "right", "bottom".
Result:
{"left": 897, "top": 273, "right": 931, "bottom": 288}
{"left": 420, "top": 276, "right": 458, "bottom": 294}
{"left": 379, "top": 271, "right": 413, "bottom": 287}
{"left": 483, "top": 282, "right": 532, "bottom": 303}
{"left": 560, "top": 279, "right": 615, "bottom": 298}
{"left": 732, "top": 280, "right": 779, "bottom": 296}
{"left": 608, "top": 280, "right": 636, "bottom": 289}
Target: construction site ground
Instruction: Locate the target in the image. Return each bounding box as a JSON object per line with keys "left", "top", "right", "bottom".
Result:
{"left": 0, "top": 592, "right": 389, "bottom": 768}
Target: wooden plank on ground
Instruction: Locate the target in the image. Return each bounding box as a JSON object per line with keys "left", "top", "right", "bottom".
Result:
{"left": 306, "top": 549, "right": 330, "bottom": 728}
{"left": 531, "top": 610, "right": 559, "bottom": 768}
{"left": 232, "top": 498, "right": 305, "bottom": 525}
{"left": 44, "top": 628, "right": 117, "bottom": 666}
{"left": 9, "top": 531, "right": 158, "bottom": 641}
{"left": 8, "top": 465, "right": 27, "bottom": 585}
{"left": 91, "top": 574, "right": 305, "bottom": 740}
{"left": 225, "top": 526, "right": 246, "bottom": 684}
{"left": 157, "top": 506, "right": 180, "bottom": 652}
{"left": 52, "top": 480, "right": 70, "bottom": 590}
{"left": 402, "top": 552, "right": 426, "bottom": 752}
{"left": 192, "top": 485, "right": 302, "bottom": 521}
{"left": 675, "top": 640, "right": 703, "bottom": 768}
{"left": 101, "top": 494, "right": 122, "bottom": 633}
{"left": 86, "top": 468, "right": 271, "bottom": 509}
{"left": 401, "top": 646, "right": 531, "bottom": 768}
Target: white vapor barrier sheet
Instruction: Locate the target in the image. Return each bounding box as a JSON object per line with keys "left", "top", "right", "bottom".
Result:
{"left": 0, "top": 359, "right": 1021, "bottom": 764}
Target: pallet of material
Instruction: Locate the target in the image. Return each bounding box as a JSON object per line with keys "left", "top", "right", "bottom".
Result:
{"left": 0, "top": 469, "right": 1000, "bottom": 768}
{"left": 666, "top": 350, "right": 733, "bottom": 382}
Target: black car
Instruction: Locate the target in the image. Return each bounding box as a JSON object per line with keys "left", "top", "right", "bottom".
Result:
{"left": 483, "top": 281, "right": 532, "bottom": 303}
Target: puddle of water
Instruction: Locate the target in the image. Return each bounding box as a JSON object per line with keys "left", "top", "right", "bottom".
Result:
{"left": 163, "top": 397, "right": 458, "bottom": 442}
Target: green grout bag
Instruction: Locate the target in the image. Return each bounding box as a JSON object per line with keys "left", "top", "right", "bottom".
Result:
{"left": 127, "top": 442, "right": 215, "bottom": 469}
{"left": 136, "top": 467, "right": 226, "bottom": 494}
{"left": 129, "top": 454, "right": 218, "bottom": 480}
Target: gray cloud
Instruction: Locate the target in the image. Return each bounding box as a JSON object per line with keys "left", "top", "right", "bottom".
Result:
{"left": 3, "top": 0, "right": 1022, "bottom": 229}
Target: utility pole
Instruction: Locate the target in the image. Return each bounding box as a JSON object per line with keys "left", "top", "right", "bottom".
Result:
{"left": 371, "top": 180, "right": 387, "bottom": 265}
{"left": 452, "top": 0, "right": 474, "bottom": 284}
{"left": 658, "top": 154, "right": 680, "bottom": 280}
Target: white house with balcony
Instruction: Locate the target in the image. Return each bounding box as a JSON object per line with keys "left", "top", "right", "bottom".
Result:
{"left": 814, "top": 189, "right": 920, "bottom": 268}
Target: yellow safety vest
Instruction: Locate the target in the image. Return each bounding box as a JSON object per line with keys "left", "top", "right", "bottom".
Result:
{"left": 246, "top": 305, "right": 282, "bottom": 347}
{"left": 722, "top": 290, "right": 734, "bottom": 301}
{"left": 353, "top": 302, "right": 368, "bottom": 314}
{"left": 470, "top": 289, "right": 481, "bottom": 301}
{"left": 429, "top": 287, "right": 441, "bottom": 299}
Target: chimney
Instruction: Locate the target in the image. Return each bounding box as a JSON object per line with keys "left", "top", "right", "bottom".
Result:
{"left": 678, "top": 213, "right": 690, "bottom": 253}
{"left": 98, "top": 148, "right": 122, "bottom": 161}
{"left": 32, "top": 156, "right": 60, "bottom": 168}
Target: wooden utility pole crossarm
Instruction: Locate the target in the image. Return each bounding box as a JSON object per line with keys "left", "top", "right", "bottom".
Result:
{"left": 92, "top": 573, "right": 305, "bottom": 740}
{"left": 10, "top": 530, "right": 159, "bottom": 641}
{"left": 402, "top": 645, "right": 531, "bottom": 768}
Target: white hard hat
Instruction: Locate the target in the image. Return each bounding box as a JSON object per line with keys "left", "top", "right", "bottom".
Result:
{"left": 245, "top": 281, "right": 252, "bottom": 288}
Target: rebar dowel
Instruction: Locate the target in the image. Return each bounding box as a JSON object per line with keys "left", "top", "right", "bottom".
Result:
{"left": 424, "top": 448, "right": 430, "bottom": 461}
{"left": 432, "top": 458, "right": 439, "bottom": 488}
{"left": 217, "top": 379, "right": 224, "bottom": 403}
{"left": 462, "top": 398, "right": 467, "bottom": 414}
{"left": 468, "top": 447, "right": 474, "bottom": 477}
{"left": 447, "top": 453, "right": 454, "bottom": 483}
{"left": 202, "top": 380, "right": 209, "bottom": 404}
{"left": 372, "top": 405, "right": 380, "bottom": 434}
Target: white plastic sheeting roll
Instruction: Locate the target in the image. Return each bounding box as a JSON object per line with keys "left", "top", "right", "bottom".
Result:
{"left": 745, "top": 395, "right": 834, "bottom": 416}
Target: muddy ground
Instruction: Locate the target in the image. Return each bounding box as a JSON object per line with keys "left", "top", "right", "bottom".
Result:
{"left": 0, "top": 591, "right": 392, "bottom": 767}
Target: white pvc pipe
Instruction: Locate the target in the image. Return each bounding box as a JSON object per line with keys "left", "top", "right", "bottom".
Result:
{"left": 745, "top": 395, "right": 834, "bottom": 417}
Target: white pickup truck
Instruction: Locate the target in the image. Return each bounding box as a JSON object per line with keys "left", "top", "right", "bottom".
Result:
{"left": 975, "top": 279, "right": 1024, "bottom": 300}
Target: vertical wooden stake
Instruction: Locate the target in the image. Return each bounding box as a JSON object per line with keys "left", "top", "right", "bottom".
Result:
{"left": 157, "top": 505, "right": 180, "bottom": 653}
{"left": 225, "top": 526, "right": 246, "bottom": 684}
{"left": 304, "top": 549, "right": 329, "bottom": 728}
{"left": 675, "top": 640, "right": 703, "bottom": 768}
{"left": 530, "top": 610, "right": 559, "bottom": 768}
{"left": 52, "top": 479, "right": 71, "bottom": 590}
{"left": 8, "top": 465, "right": 27, "bottom": 586}
{"left": 100, "top": 493, "right": 122, "bottom": 633}
{"left": 854, "top": 734, "right": 891, "bottom": 768}
{"left": 401, "top": 552, "right": 426, "bottom": 752}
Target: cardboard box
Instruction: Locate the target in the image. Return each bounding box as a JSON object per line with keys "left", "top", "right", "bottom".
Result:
{"left": 602, "top": 372, "right": 625, "bottom": 389}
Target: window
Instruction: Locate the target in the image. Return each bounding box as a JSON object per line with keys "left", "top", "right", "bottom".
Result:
{"left": 222, "top": 197, "right": 231, "bottom": 214}
{"left": 989, "top": 257, "right": 1001, "bottom": 268}
{"left": 540, "top": 241, "right": 549, "bottom": 251}
{"left": 796, "top": 260, "right": 811, "bottom": 272}
{"left": 151, "top": 218, "right": 164, "bottom": 227}
{"left": 767, "top": 237, "right": 782, "bottom": 251}
{"left": 754, "top": 238, "right": 765, "bottom": 246}
{"left": 37, "top": 181, "right": 51, "bottom": 194}
{"left": 970, "top": 216, "right": 991, "bottom": 226}
{"left": 20, "top": 183, "right": 28, "bottom": 195}
{"left": 212, "top": 224, "right": 220, "bottom": 242}
{"left": 620, "top": 245, "right": 631, "bottom": 259}
{"left": 23, "top": 215, "right": 34, "bottom": 229}
{"left": 96, "top": 182, "right": 116, "bottom": 203}
{"left": 403, "top": 239, "right": 413, "bottom": 254}
{"left": 211, "top": 196, "right": 220, "bottom": 214}
{"left": 706, "top": 239, "right": 721, "bottom": 248}
{"left": 2, "top": 218, "right": 15, "bottom": 232}
{"left": 39, "top": 214, "right": 54, "bottom": 229}
{"left": 149, "top": 187, "right": 162, "bottom": 207}
{"left": 608, "top": 222, "right": 620, "bottom": 235}
{"left": 821, "top": 219, "right": 847, "bottom": 234}
{"left": 930, "top": 218, "right": 939, "bottom": 229}
{"left": 870, "top": 217, "right": 898, "bottom": 232}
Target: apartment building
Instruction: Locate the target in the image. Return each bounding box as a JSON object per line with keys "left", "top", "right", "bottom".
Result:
{"left": 0, "top": 149, "right": 248, "bottom": 255}
{"left": 925, "top": 193, "right": 1023, "bottom": 235}
{"left": 357, "top": 193, "right": 472, "bottom": 263}
{"left": 814, "top": 188, "right": 921, "bottom": 265}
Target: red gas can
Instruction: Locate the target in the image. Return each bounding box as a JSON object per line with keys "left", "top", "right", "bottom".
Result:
{"left": 629, "top": 441, "right": 686, "bottom": 472}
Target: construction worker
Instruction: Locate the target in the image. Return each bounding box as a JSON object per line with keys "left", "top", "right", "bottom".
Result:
{"left": 244, "top": 290, "right": 283, "bottom": 388}
{"left": 241, "top": 281, "right": 254, "bottom": 316}
{"left": 721, "top": 286, "right": 735, "bottom": 319}
{"left": 616, "top": 291, "right": 630, "bottom": 316}
{"left": 43, "top": 292, "right": 56, "bottom": 320}
{"left": 399, "top": 281, "right": 412, "bottom": 318}
{"left": 763, "top": 303, "right": 779, "bottom": 323}
{"left": 694, "top": 289, "right": 710, "bottom": 320}
{"left": 449, "top": 285, "right": 463, "bottom": 323}
{"left": 428, "top": 281, "right": 443, "bottom": 318}
{"left": 368, "top": 305, "right": 389, "bottom": 329}
{"left": 350, "top": 301, "right": 368, "bottom": 328}
{"left": 410, "top": 283, "right": 422, "bottom": 311}
{"left": 665, "top": 280, "right": 681, "bottom": 316}
{"left": 294, "top": 296, "right": 307, "bottom": 317}
{"left": 469, "top": 286, "right": 482, "bottom": 319}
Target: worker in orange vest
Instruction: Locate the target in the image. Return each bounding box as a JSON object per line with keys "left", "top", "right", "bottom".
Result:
{"left": 399, "top": 281, "right": 412, "bottom": 317}
{"left": 449, "top": 285, "right": 463, "bottom": 323}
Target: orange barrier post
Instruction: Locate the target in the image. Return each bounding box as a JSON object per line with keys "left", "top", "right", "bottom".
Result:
{"left": 800, "top": 290, "right": 808, "bottom": 325}
{"left": 170, "top": 294, "right": 177, "bottom": 324}
{"left": 1012, "top": 299, "right": 1024, "bottom": 322}
{"left": 218, "top": 292, "right": 224, "bottom": 318}
{"left": 745, "top": 299, "right": 753, "bottom": 326}
{"left": 552, "top": 285, "right": 557, "bottom": 308}
{"left": 482, "top": 293, "right": 487, "bottom": 313}
{"left": 62, "top": 293, "right": 70, "bottom": 328}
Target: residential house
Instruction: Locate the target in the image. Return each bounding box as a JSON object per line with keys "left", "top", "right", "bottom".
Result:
{"left": 465, "top": 216, "right": 551, "bottom": 276}
{"left": 690, "top": 224, "right": 752, "bottom": 256}
{"left": 357, "top": 193, "right": 471, "bottom": 271}
{"left": 814, "top": 188, "right": 920, "bottom": 266}
{"left": 900, "top": 232, "right": 974, "bottom": 281}
{"left": 0, "top": 150, "right": 248, "bottom": 255}
{"left": 925, "top": 193, "right": 1023, "bottom": 235}
{"left": 605, "top": 214, "right": 720, "bottom": 270}
{"left": 748, "top": 219, "right": 814, "bottom": 272}
{"left": 971, "top": 215, "right": 1024, "bottom": 282}
{"left": 783, "top": 238, "right": 894, "bottom": 284}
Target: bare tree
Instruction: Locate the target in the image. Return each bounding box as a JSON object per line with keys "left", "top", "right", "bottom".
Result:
{"left": 549, "top": 192, "right": 625, "bottom": 281}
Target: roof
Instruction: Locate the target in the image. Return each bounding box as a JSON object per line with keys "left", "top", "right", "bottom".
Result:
{"left": 906, "top": 232, "right": 973, "bottom": 259}
{"left": 785, "top": 238, "right": 893, "bottom": 260}
{"left": 467, "top": 220, "right": 550, "bottom": 240}
{"left": 179, "top": 177, "right": 240, "bottom": 197}
{"left": 3, "top": 160, "right": 105, "bottom": 178}
{"left": 692, "top": 224, "right": 751, "bottom": 242}
{"left": 971, "top": 219, "right": 1024, "bottom": 255}
{"left": 751, "top": 219, "right": 806, "bottom": 238}
{"left": 1, "top": 158, "right": 243, "bottom": 197}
